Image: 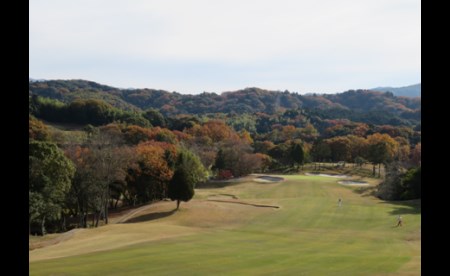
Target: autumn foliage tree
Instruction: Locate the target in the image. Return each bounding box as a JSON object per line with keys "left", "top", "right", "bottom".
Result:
{"left": 367, "top": 133, "right": 399, "bottom": 177}
{"left": 29, "top": 115, "right": 50, "bottom": 141}
{"left": 126, "top": 141, "right": 176, "bottom": 205}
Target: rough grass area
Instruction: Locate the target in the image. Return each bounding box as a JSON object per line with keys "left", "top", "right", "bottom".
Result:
{"left": 30, "top": 174, "right": 420, "bottom": 276}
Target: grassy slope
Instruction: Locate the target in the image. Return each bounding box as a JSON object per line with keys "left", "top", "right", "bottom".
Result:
{"left": 29, "top": 175, "right": 420, "bottom": 276}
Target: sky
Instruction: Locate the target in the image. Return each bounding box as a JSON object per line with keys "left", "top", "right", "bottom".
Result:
{"left": 29, "top": 0, "right": 420, "bottom": 94}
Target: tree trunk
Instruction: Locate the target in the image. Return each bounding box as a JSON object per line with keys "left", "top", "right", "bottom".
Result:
{"left": 105, "top": 203, "right": 109, "bottom": 225}
{"left": 378, "top": 163, "right": 381, "bottom": 178}
{"left": 114, "top": 199, "right": 119, "bottom": 209}
{"left": 80, "top": 212, "right": 86, "bottom": 228}
{"left": 176, "top": 200, "right": 180, "bottom": 210}
{"left": 372, "top": 164, "right": 376, "bottom": 176}
{"left": 61, "top": 213, "right": 66, "bottom": 232}
{"left": 105, "top": 188, "right": 110, "bottom": 224}
{"left": 95, "top": 212, "right": 100, "bottom": 227}
{"left": 83, "top": 212, "right": 87, "bottom": 228}
{"left": 79, "top": 213, "right": 83, "bottom": 228}
{"left": 41, "top": 216, "right": 46, "bottom": 236}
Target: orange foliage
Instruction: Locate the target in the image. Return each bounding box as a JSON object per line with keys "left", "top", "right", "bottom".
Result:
{"left": 135, "top": 141, "right": 176, "bottom": 182}
{"left": 240, "top": 130, "right": 254, "bottom": 144}
{"left": 123, "top": 125, "right": 152, "bottom": 145}
{"left": 172, "top": 130, "right": 192, "bottom": 142}
{"left": 29, "top": 116, "right": 50, "bottom": 140}
{"left": 411, "top": 143, "right": 421, "bottom": 166}
{"left": 366, "top": 133, "right": 399, "bottom": 159}
{"left": 186, "top": 120, "right": 239, "bottom": 143}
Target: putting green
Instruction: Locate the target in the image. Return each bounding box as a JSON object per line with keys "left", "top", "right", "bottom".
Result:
{"left": 29, "top": 174, "right": 420, "bottom": 275}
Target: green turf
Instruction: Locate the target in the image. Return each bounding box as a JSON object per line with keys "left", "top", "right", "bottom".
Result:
{"left": 29, "top": 174, "right": 420, "bottom": 275}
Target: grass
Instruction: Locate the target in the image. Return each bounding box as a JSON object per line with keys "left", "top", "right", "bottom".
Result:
{"left": 29, "top": 174, "right": 420, "bottom": 275}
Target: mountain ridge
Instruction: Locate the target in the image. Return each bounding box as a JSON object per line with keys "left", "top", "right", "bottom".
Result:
{"left": 371, "top": 83, "right": 421, "bottom": 97}
{"left": 29, "top": 79, "right": 420, "bottom": 127}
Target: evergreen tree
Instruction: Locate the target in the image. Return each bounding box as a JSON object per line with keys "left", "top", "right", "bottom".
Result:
{"left": 168, "top": 149, "right": 207, "bottom": 210}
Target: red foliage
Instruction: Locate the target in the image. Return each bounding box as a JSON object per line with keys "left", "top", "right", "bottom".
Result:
{"left": 217, "top": 170, "right": 233, "bottom": 180}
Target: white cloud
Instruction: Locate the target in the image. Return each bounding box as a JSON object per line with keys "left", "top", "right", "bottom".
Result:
{"left": 29, "top": 0, "right": 420, "bottom": 94}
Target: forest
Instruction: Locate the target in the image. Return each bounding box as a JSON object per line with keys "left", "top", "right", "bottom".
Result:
{"left": 29, "top": 80, "right": 421, "bottom": 235}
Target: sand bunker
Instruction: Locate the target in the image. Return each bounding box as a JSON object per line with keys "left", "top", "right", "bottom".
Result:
{"left": 338, "top": 180, "right": 370, "bottom": 186}
{"left": 305, "top": 173, "right": 350, "bottom": 178}
{"left": 253, "top": 176, "right": 284, "bottom": 183}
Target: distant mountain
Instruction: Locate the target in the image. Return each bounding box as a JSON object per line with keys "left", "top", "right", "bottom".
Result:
{"left": 371, "top": 84, "right": 421, "bottom": 97}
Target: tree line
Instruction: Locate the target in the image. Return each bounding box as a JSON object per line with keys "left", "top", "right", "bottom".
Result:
{"left": 29, "top": 93, "right": 421, "bottom": 235}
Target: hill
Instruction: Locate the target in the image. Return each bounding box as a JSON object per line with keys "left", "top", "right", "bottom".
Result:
{"left": 372, "top": 84, "right": 421, "bottom": 97}
{"left": 29, "top": 80, "right": 421, "bottom": 126}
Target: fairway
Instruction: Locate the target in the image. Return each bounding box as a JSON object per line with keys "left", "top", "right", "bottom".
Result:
{"left": 29, "top": 174, "right": 421, "bottom": 275}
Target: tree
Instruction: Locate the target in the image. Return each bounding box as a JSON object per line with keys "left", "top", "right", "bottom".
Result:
{"left": 218, "top": 137, "right": 264, "bottom": 176}
{"left": 325, "top": 136, "right": 352, "bottom": 162}
{"left": 268, "top": 142, "right": 292, "bottom": 167}
{"left": 410, "top": 143, "right": 421, "bottom": 166}
{"left": 123, "top": 125, "right": 152, "bottom": 145}
{"left": 310, "top": 140, "right": 331, "bottom": 169}
{"left": 299, "top": 123, "right": 319, "bottom": 142}
{"left": 400, "top": 167, "right": 421, "bottom": 199}
{"left": 367, "top": 133, "right": 399, "bottom": 177}
{"left": 144, "top": 109, "right": 166, "bottom": 127}
{"left": 127, "top": 141, "right": 176, "bottom": 204}
{"left": 168, "top": 149, "right": 207, "bottom": 210}
{"left": 29, "top": 115, "right": 50, "bottom": 141}
{"left": 65, "top": 130, "right": 133, "bottom": 227}
{"left": 377, "top": 163, "right": 421, "bottom": 200}
{"left": 213, "top": 149, "right": 226, "bottom": 171}
{"left": 84, "top": 131, "right": 133, "bottom": 226}
{"left": 354, "top": 156, "right": 367, "bottom": 168}
{"left": 29, "top": 141, "right": 75, "bottom": 235}
{"left": 291, "top": 142, "right": 305, "bottom": 169}
{"left": 346, "top": 135, "right": 368, "bottom": 161}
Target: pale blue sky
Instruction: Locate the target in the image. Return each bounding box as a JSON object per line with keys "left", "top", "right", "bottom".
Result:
{"left": 29, "top": 0, "right": 420, "bottom": 94}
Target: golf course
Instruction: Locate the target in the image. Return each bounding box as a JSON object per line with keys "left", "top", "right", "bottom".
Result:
{"left": 29, "top": 174, "right": 421, "bottom": 275}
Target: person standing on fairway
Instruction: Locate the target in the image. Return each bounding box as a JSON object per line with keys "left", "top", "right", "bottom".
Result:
{"left": 396, "top": 215, "right": 403, "bottom": 227}
{"left": 338, "top": 198, "right": 342, "bottom": 207}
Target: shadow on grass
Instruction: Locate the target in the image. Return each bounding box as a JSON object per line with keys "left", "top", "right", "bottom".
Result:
{"left": 379, "top": 199, "right": 421, "bottom": 215}
{"left": 351, "top": 186, "right": 421, "bottom": 215}
{"left": 123, "top": 209, "right": 177, "bottom": 223}
{"left": 196, "top": 181, "right": 243, "bottom": 189}
{"left": 352, "top": 186, "right": 378, "bottom": 197}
